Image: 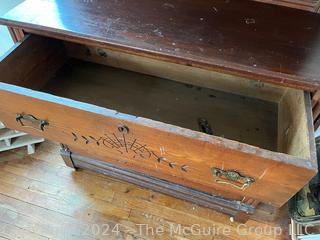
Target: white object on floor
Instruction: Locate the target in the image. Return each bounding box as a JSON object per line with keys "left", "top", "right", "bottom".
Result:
{"left": 0, "top": 122, "right": 44, "bottom": 154}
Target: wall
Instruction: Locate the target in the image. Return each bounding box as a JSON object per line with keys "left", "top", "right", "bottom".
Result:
{"left": 0, "top": 0, "right": 24, "bottom": 56}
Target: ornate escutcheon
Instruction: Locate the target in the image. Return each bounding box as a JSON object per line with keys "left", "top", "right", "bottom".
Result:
{"left": 211, "top": 167, "right": 255, "bottom": 190}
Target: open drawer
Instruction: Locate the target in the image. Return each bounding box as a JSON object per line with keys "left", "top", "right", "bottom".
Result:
{"left": 0, "top": 35, "right": 317, "bottom": 207}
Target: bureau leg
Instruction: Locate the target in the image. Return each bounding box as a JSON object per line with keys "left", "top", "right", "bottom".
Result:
{"left": 233, "top": 198, "right": 260, "bottom": 223}
{"left": 233, "top": 212, "right": 250, "bottom": 223}
{"left": 60, "top": 144, "right": 77, "bottom": 170}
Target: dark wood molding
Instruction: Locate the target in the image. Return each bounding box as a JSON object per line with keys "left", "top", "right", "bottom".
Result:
{"left": 2, "top": 0, "right": 320, "bottom": 90}
{"left": 60, "top": 147, "right": 260, "bottom": 223}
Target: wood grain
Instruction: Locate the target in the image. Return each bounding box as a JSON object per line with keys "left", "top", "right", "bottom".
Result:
{"left": 64, "top": 149, "right": 256, "bottom": 222}
{"left": 42, "top": 59, "right": 279, "bottom": 151}
{"left": 278, "top": 90, "right": 315, "bottom": 160}
{"left": 0, "top": 35, "right": 66, "bottom": 90}
{"left": 65, "top": 42, "right": 287, "bottom": 103}
{"left": 1, "top": 0, "right": 320, "bottom": 90}
{"left": 0, "top": 34, "right": 317, "bottom": 208}
{"left": 0, "top": 141, "right": 290, "bottom": 239}
{"left": 0, "top": 84, "right": 316, "bottom": 208}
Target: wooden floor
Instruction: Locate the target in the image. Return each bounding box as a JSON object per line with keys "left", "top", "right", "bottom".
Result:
{"left": 0, "top": 141, "right": 290, "bottom": 240}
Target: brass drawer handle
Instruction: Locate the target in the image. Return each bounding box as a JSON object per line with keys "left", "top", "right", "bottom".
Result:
{"left": 16, "top": 113, "right": 49, "bottom": 132}
{"left": 211, "top": 167, "right": 255, "bottom": 190}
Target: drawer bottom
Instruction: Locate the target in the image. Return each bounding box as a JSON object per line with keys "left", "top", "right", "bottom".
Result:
{"left": 60, "top": 146, "right": 280, "bottom": 223}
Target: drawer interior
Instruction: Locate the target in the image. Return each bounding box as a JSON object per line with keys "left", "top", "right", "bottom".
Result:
{"left": 1, "top": 35, "right": 314, "bottom": 162}
{"left": 41, "top": 59, "right": 278, "bottom": 151}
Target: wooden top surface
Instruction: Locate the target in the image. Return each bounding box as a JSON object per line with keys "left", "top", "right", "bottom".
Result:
{"left": 1, "top": 0, "right": 320, "bottom": 90}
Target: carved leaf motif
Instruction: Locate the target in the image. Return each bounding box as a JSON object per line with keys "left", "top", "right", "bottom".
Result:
{"left": 71, "top": 132, "right": 190, "bottom": 173}
{"left": 181, "top": 165, "right": 188, "bottom": 172}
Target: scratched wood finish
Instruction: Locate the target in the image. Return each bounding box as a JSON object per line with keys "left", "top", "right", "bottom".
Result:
{"left": 0, "top": 83, "right": 317, "bottom": 208}
{"left": 0, "top": 35, "right": 317, "bottom": 208}
{"left": 63, "top": 42, "right": 315, "bottom": 162}
{"left": 62, "top": 149, "right": 256, "bottom": 222}
{"left": 1, "top": 0, "right": 320, "bottom": 90}
{"left": 43, "top": 59, "right": 279, "bottom": 151}
{"left": 0, "top": 141, "right": 290, "bottom": 240}
{"left": 64, "top": 149, "right": 287, "bottom": 223}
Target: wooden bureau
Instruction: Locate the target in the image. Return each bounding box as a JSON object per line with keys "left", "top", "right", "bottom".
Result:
{"left": 0, "top": 0, "right": 320, "bottom": 222}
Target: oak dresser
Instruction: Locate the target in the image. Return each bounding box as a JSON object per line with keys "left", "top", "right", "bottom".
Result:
{"left": 0, "top": 0, "right": 320, "bottom": 222}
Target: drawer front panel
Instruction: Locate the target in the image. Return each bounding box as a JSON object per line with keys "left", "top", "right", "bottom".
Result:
{"left": 0, "top": 85, "right": 316, "bottom": 207}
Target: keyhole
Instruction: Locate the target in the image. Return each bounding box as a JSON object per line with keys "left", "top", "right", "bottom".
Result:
{"left": 118, "top": 125, "right": 129, "bottom": 134}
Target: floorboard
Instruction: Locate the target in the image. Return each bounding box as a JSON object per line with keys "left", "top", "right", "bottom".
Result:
{"left": 0, "top": 141, "right": 290, "bottom": 240}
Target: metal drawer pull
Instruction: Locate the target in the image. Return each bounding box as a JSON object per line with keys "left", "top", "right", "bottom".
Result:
{"left": 211, "top": 167, "right": 255, "bottom": 190}
{"left": 16, "top": 113, "right": 49, "bottom": 132}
